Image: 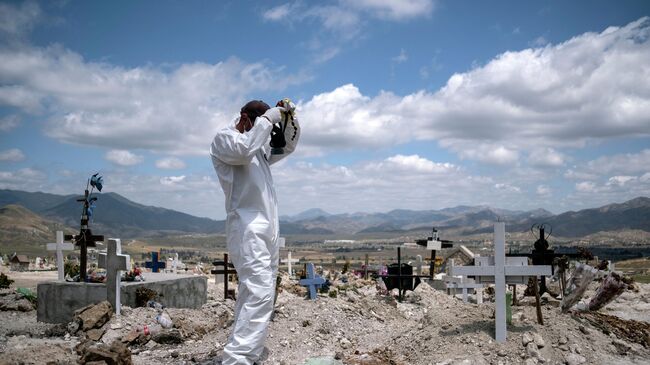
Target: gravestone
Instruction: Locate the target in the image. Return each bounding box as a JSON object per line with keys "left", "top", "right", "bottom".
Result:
{"left": 98, "top": 238, "right": 130, "bottom": 315}
{"left": 299, "top": 263, "right": 325, "bottom": 300}
{"left": 46, "top": 231, "right": 74, "bottom": 281}
{"left": 281, "top": 251, "right": 299, "bottom": 276}
{"left": 145, "top": 251, "right": 166, "bottom": 273}
{"left": 415, "top": 255, "right": 423, "bottom": 276}
{"left": 451, "top": 222, "right": 552, "bottom": 342}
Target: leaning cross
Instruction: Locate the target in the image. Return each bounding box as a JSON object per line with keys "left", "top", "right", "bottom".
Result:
{"left": 98, "top": 238, "right": 131, "bottom": 315}
{"left": 145, "top": 251, "right": 166, "bottom": 273}
{"left": 299, "top": 263, "right": 325, "bottom": 300}
{"left": 281, "top": 251, "right": 299, "bottom": 276}
{"left": 46, "top": 231, "right": 74, "bottom": 281}
{"left": 451, "top": 222, "right": 551, "bottom": 343}
{"left": 211, "top": 254, "right": 236, "bottom": 300}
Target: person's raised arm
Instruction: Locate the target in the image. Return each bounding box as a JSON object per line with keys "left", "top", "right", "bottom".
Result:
{"left": 268, "top": 116, "right": 300, "bottom": 165}
{"left": 210, "top": 117, "right": 272, "bottom": 165}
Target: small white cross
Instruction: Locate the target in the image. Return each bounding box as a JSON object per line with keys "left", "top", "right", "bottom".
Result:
{"left": 98, "top": 238, "right": 131, "bottom": 315}
{"left": 281, "top": 251, "right": 299, "bottom": 276}
{"left": 46, "top": 231, "right": 74, "bottom": 281}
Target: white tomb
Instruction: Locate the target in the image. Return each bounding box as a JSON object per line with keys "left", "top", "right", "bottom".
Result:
{"left": 46, "top": 231, "right": 74, "bottom": 281}
{"left": 451, "top": 222, "right": 552, "bottom": 342}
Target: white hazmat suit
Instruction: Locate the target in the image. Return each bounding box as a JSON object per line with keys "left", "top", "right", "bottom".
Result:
{"left": 210, "top": 108, "right": 300, "bottom": 365}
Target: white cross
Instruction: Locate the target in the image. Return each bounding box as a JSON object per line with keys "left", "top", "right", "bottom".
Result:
{"left": 415, "top": 255, "right": 423, "bottom": 276}
{"left": 451, "top": 222, "right": 551, "bottom": 342}
{"left": 98, "top": 238, "right": 131, "bottom": 315}
{"left": 46, "top": 231, "right": 74, "bottom": 281}
{"left": 445, "top": 275, "right": 484, "bottom": 304}
{"left": 281, "top": 251, "right": 299, "bottom": 276}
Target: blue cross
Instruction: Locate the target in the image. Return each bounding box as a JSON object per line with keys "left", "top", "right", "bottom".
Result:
{"left": 299, "top": 263, "right": 325, "bottom": 300}
{"left": 145, "top": 251, "right": 166, "bottom": 273}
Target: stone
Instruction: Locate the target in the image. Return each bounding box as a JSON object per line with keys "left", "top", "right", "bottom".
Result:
{"left": 339, "top": 337, "right": 351, "bottom": 349}
{"left": 87, "top": 328, "right": 106, "bottom": 341}
{"left": 524, "top": 359, "right": 537, "bottom": 365}
{"left": 526, "top": 342, "right": 541, "bottom": 359}
{"left": 564, "top": 353, "right": 586, "bottom": 365}
{"left": 558, "top": 336, "right": 568, "bottom": 345}
{"left": 79, "top": 340, "right": 132, "bottom": 365}
{"left": 533, "top": 333, "right": 545, "bottom": 348}
{"left": 76, "top": 301, "right": 113, "bottom": 331}
{"left": 152, "top": 329, "right": 183, "bottom": 344}
{"left": 522, "top": 332, "right": 534, "bottom": 346}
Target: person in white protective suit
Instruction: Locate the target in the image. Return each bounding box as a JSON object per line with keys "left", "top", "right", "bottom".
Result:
{"left": 210, "top": 100, "right": 300, "bottom": 365}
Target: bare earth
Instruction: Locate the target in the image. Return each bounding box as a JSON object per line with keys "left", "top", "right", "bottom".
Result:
{"left": 1, "top": 270, "right": 649, "bottom": 365}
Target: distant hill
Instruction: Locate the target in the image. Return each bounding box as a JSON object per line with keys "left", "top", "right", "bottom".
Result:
{"left": 1, "top": 189, "right": 648, "bottom": 239}
{"left": 0, "top": 204, "right": 75, "bottom": 255}
{"left": 0, "top": 189, "right": 225, "bottom": 238}
{"left": 510, "top": 197, "right": 650, "bottom": 237}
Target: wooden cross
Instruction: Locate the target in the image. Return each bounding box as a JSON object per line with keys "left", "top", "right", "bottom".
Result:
{"left": 299, "top": 263, "right": 325, "bottom": 300}
{"left": 98, "top": 239, "right": 131, "bottom": 315}
{"left": 211, "top": 254, "right": 235, "bottom": 300}
{"left": 281, "top": 251, "right": 299, "bottom": 276}
{"left": 145, "top": 251, "right": 166, "bottom": 272}
{"left": 451, "top": 222, "right": 551, "bottom": 342}
{"left": 46, "top": 231, "right": 74, "bottom": 281}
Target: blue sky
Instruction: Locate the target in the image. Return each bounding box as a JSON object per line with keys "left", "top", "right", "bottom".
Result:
{"left": 0, "top": 0, "right": 649, "bottom": 219}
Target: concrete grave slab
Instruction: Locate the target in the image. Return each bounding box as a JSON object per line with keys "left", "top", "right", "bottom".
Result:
{"left": 37, "top": 273, "right": 207, "bottom": 323}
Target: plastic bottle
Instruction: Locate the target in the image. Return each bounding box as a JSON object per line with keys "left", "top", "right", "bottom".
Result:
{"left": 156, "top": 312, "right": 173, "bottom": 328}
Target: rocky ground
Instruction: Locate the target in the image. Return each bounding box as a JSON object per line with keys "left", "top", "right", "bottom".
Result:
{"left": 1, "top": 270, "right": 649, "bottom": 365}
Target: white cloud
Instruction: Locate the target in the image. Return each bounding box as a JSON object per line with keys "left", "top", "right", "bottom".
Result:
{"left": 528, "top": 147, "right": 565, "bottom": 167}
{"left": 298, "top": 18, "right": 650, "bottom": 164}
{"left": 343, "top": 0, "right": 435, "bottom": 21}
{"left": 0, "top": 115, "right": 20, "bottom": 132}
{"left": 536, "top": 185, "right": 551, "bottom": 196}
{"left": 105, "top": 150, "right": 143, "bottom": 166}
{"left": 155, "top": 157, "right": 186, "bottom": 170}
{"left": 606, "top": 175, "right": 636, "bottom": 186}
{"left": 0, "top": 1, "right": 41, "bottom": 39}
{"left": 366, "top": 154, "right": 458, "bottom": 173}
{"left": 262, "top": 3, "right": 293, "bottom": 21}
{"left": 392, "top": 49, "right": 408, "bottom": 63}
{"left": 0, "top": 43, "right": 308, "bottom": 155}
{"left": 572, "top": 149, "right": 650, "bottom": 177}
{"left": 160, "top": 175, "right": 186, "bottom": 185}
{"left": 0, "top": 148, "right": 25, "bottom": 162}
{"left": 0, "top": 167, "right": 46, "bottom": 189}
{"left": 575, "top": 181, "right": 597, "bottom": 193}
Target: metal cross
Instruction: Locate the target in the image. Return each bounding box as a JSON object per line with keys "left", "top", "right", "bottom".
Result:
{"left": 299, "top": 263, "right": 325, "bottom": 300}
{"left": 145, "top": 251, "right": 166, "bottom": 273}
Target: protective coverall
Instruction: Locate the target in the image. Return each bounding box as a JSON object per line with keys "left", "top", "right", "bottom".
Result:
{"left": 210, "top": 111, "right": 300, "bottom": 365}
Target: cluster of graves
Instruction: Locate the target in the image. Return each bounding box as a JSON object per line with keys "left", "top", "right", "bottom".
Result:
{"left": 33, "top": 178, "right": 616, "bottom": 344}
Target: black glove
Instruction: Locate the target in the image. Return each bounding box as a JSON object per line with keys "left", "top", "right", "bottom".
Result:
{"left": 270, "top": 123, "right": 287, "bottom": 149}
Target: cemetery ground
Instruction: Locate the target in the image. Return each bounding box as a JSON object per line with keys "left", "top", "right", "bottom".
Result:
{"left": 1, "top": 269, "right": 650, "bottom": 364}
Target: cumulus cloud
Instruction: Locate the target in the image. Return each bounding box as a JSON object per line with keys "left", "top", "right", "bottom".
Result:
{"left": 344, "top": 0, "right": 435, "bottom": 21}
{"left": 0, "top": 43, "right": 308, "bottom": 155}
{"left": 105, "top": 150, "right": 143, "bottom": 166}
{"left": 536, "top": 185, "right": 551, "bottom": 196}
{"left": 0, "top": 148, "right": 25, "bottom": 162}
{"left": 570, "top": 149, "right": 650, "bottom": 177}
{"left": 297, "top": 17, "right": 650, "bottom": 163}
{"left": 0, "top": 167, "right": 47, "bottom": 189}
{"left": 392, "top": 49, "right": 408, "bottom": 63}
{"left": 155, "top": 157, "right": 186, "bottom": 170}
{"left": 575, "top": 181, "right": 597, "bottom": 193}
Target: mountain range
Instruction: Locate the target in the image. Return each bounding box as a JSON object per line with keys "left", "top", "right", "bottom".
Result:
{"left": 1, "top": 189, "right": 649, "bottom": 239}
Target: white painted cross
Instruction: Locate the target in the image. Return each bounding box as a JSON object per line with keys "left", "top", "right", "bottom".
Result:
{"left": 415, "top": 255, "right": 423, "bottom": 276}
{"left": 46, "top": 231, "right": 74, "bottom": 281}
{"left": 98, "top": 238, "right": 131, "bottom": 315}
{"left": 281, "top": 251, "right": 299, "bottom": 276}
{"left": 445, "top": 275, "right": 484, "bottom": 304}
{"left": 451, "top": 222, "right": 551, "bottom": 342}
